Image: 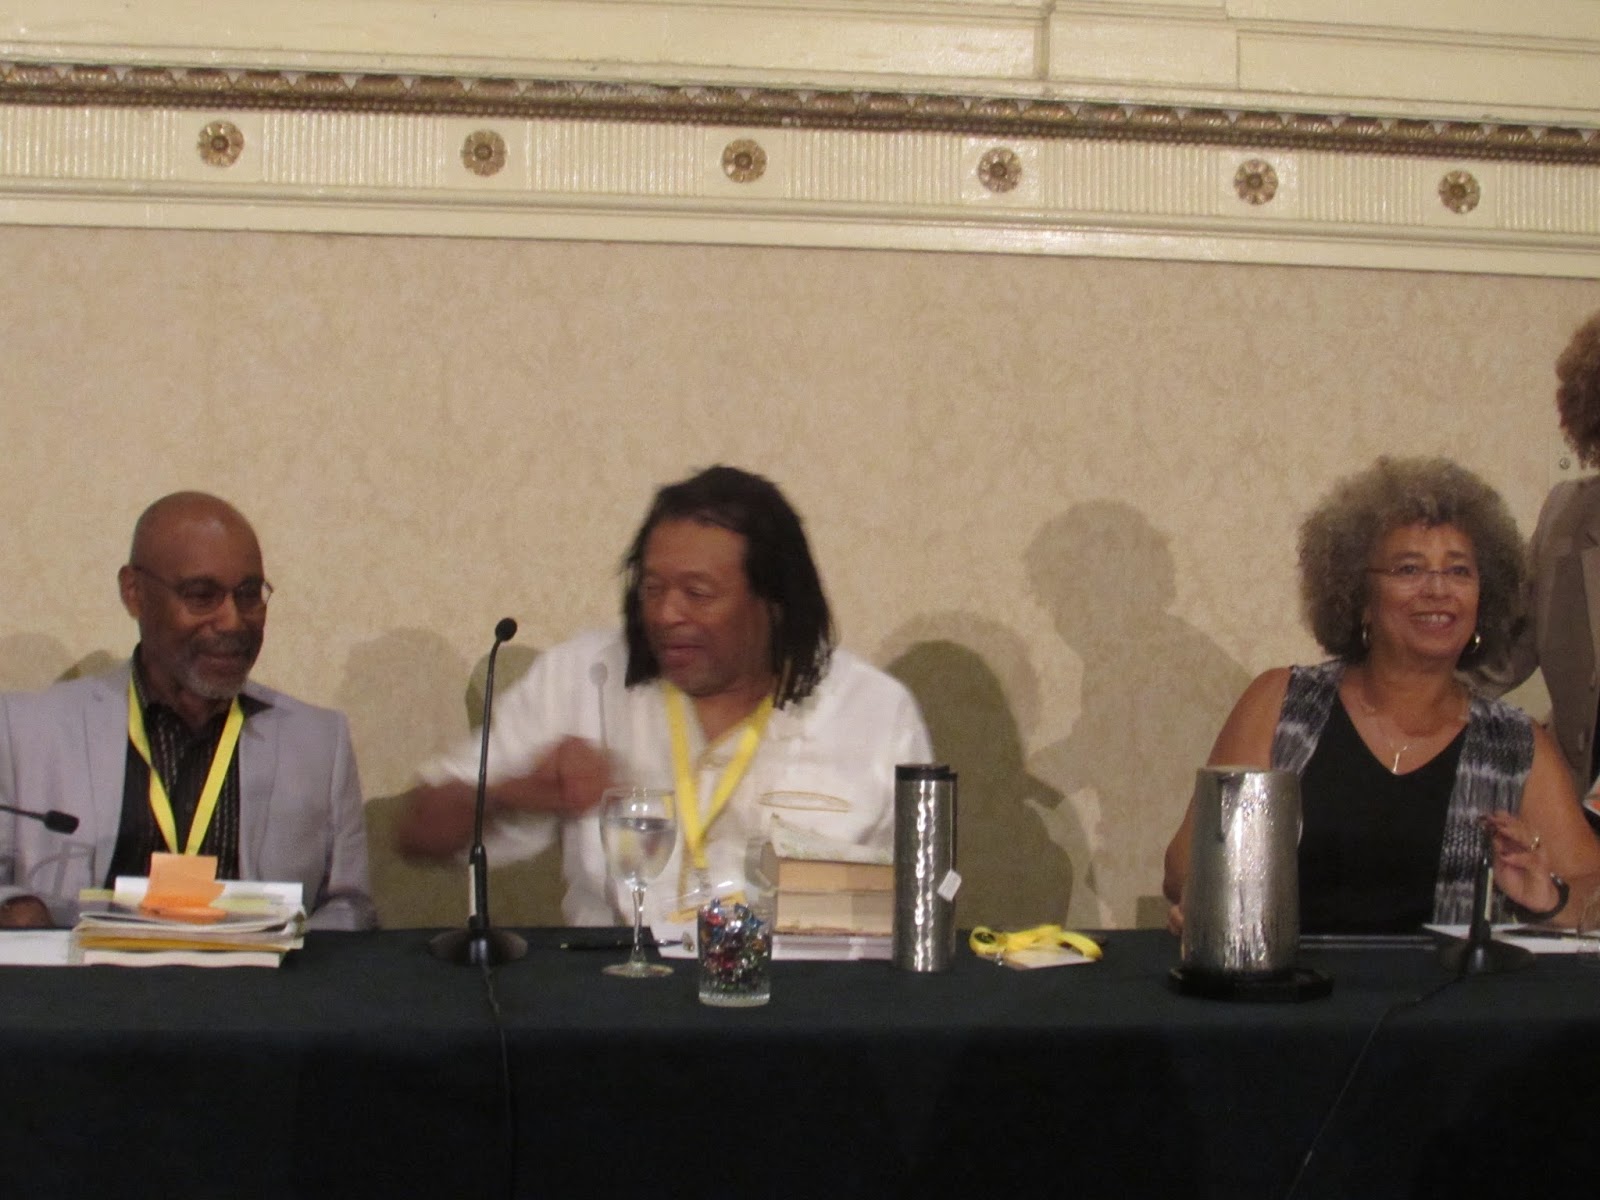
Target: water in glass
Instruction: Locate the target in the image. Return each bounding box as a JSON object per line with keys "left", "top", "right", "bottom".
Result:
{"left": 599, "top": 786, "right": 676, "bottom": 978}
{"left": 603, "top": 813, "right": 675, "bottom": 890}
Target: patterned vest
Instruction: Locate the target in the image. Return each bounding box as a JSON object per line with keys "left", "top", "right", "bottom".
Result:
{"left": 1270, "top": 660, "right": 1533, "bottom": 924}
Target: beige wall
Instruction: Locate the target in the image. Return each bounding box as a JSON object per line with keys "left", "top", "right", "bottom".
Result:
{"left": 1, "top": 222, "right": 1594, "bottom": 927}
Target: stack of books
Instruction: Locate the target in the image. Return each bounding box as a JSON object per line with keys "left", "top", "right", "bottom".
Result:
{"left": 72, "top": 878, "right": 306, "bottom": 968}
{"left": 759, "top": 817, "right": 894, "bottom": 940}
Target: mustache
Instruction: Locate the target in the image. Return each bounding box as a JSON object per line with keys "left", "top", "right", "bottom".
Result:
{"left": 192, "top": 631, "right": 261, "bottom": 658}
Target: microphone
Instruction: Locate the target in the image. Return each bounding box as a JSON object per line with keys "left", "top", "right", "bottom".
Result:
{"left": 430, "top": 617, "right": 527, "bottom": 967}
{"left": 589, "top": 661, "right": 609, "bottom": 751}
{"left": 0, "top": 802, "right": 79, "bottom": 835}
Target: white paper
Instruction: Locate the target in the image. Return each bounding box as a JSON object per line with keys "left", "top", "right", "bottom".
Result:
{"left": 0, "top": 930, "right": 76, "bottom": 967}
{"left": 110, "top": 876, "right": 304, "bottom": 912}
{"left": 651, "top": 917, "right": 891, "bottom": 961}
{"left": 994, "top": 945, "right": 1097, "bottom": 970}
{"left": 654, "top": 921, "right": 697, "bottom": 959}
{"left": 773, "top": 933, "right": 891, "bottom": 962}
{"left": 1427, "top": 923, "right": 1600, "bottom": 955}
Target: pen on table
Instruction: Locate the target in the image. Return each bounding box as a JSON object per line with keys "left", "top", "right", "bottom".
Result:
{"left": 1504, "top": 926, "right": 1587, "bottom": 940}
{"left": 560, "top": 936, "right": 657, "bottom": 951}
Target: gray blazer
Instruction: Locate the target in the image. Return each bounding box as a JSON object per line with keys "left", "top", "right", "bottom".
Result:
{"left": 1486, "top": 477, "right": 1600, "bottom": 795}
{"left": 0, "top": 663, "right": 376, "bottom": 930}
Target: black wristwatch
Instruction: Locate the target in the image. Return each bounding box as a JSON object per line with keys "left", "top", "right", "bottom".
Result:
{"left": 1512, "top": 872, "right": 1570, "bottom": 922}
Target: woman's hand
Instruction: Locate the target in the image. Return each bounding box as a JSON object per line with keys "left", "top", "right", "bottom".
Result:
{"left": 1494, "top": 725, "right": 1600, "bottom": 925}
{"left": 1484, "top": 810, "right": 1564, "bottom": 916}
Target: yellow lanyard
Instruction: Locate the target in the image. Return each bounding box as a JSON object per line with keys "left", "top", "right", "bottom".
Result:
{"left": 126, "top": 676, "right": 245, "bottom": 856}
{"left": 969, "top": 924, "right": 1104, "bottom": 962}
{"left": 665, "top": 683, "right": 774, "bottom": 873}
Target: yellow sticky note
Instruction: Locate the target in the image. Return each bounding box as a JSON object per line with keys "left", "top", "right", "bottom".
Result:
{"left": 140, "top": 853, "right": 226, "bottom": 922}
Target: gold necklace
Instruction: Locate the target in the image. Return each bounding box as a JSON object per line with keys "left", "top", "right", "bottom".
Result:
{"left": 1355, "top": 679, "right": 1469, "bottom": 774}
{"left": 1367, "top": 710, "right": 1413, "bottom": 774}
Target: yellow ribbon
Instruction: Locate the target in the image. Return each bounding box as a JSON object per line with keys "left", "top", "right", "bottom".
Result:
{"left": 126, "top": 676, "right": 245, "bottom": 856}
{"left": 664, "top": 683, "right": 774, "bottom": 873}
{"left": 969, "top": 923, "right": 1103, "bottom": 962}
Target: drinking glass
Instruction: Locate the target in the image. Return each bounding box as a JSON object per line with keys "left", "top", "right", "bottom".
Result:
{"left": 696, "top": 885, "right": 775, "bottom": 1007}
{"left": 599, "top": 786, "right": 677, "bottom": 978}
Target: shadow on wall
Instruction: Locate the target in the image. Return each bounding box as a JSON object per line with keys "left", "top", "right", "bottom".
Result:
{"left": 1026, "top": 501, "right": 1250, "bottom": 928}
{"left": 0, "top": 634, "right": 118, "bottom": 691}
{"left": 882, "top": 615, "right": 1073, "bottom": 930}
{"left": 338, "top": 629, "right": 565, "bottom": 929}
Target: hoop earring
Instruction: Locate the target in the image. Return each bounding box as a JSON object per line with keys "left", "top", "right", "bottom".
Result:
{"left": 1468, "top": 630, "right": 1483, "bottom": 655}
{"left": 1359, "top": 623, "right": 1371, "bottom": 651}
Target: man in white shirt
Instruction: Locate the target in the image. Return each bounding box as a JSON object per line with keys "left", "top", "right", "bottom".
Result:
{"left": 397, "top": 465, "right": 931, "bottom": 924}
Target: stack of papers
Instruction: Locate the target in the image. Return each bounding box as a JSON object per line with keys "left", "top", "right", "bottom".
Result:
{"left": 774, "top": 932, "right": 892, "bottom": 961}
{"left": 73, "top": 875, "right": 305, "bottom": 969}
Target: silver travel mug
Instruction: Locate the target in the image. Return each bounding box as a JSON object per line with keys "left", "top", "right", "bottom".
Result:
{"left": 893, "top": 763, "right": 957, "bottom": 972}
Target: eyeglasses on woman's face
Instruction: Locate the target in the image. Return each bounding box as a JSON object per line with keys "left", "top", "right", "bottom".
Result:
{"left": 1365, "top": 563, "right": 1478, "bottom": 592}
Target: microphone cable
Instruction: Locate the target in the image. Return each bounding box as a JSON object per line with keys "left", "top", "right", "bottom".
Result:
{"left": 1280, "top": 969, "right": 1462, "bottom": 1200}
{"left": 476, "top": 957, "right": 520, "bottom": 1200}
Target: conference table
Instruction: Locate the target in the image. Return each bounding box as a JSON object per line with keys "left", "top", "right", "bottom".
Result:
{"left": 1, "top": 928, "right": 1596, "bottom": 1199}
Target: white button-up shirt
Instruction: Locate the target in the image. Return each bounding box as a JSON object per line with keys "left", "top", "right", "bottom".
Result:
{"left": 421, "top": 629, "right": 933, "bottom": 924}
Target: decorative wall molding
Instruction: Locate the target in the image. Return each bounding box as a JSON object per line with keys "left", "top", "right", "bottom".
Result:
{"left": 1, "top": 1, "right": 1598, "bottom": 278}
{"left": 4, "top": 65, "right": 1598, "bottom": 165}
{"left": 6, "top": 2, "right": 1600, "bottom": 125}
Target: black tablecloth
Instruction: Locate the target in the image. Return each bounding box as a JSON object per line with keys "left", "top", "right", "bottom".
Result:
{"left": 1, "top": 929, "right": 1596, "bottom": 1199}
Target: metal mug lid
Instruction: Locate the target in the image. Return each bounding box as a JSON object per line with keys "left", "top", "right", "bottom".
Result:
{"left": 896, "top": 763, "right": 955, "bottom": 781}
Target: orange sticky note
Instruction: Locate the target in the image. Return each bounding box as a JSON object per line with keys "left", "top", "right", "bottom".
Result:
{"left": 140, "top": 853, "right": 227, "bottom": 922}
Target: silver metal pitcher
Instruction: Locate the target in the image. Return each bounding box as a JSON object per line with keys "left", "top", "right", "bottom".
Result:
{"left": 1180, "top": 766, "right": 1300, "bottom": 978}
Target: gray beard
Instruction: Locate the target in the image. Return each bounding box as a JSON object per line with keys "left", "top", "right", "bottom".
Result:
{"left": 179, "top": 665, "right": 249, "bottom": 701}
{"left": 176, "top": 634, "right": 259, "bottom": 700}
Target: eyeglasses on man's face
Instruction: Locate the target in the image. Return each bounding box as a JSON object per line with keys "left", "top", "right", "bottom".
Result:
{"left": 1364, "top": 563, "right": 1478, "bottom": 592}
{"left": 130, "top": 564, "right": 274, "bottom": 616}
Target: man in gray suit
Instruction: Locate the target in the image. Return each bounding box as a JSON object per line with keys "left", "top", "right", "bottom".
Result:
{"left": 0, "top": 492, "right": 375, "bottom": 930}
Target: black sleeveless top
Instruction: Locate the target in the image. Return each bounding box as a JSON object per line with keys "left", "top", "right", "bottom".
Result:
{"left": 1298, "top": 697, "right": 1466, "bottom": 934}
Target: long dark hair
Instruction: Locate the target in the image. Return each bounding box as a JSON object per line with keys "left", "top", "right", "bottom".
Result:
{"left": 623, "top": 465, "right": 834, "bottom": 706}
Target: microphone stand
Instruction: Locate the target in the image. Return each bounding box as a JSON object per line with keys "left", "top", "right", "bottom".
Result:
{"left": 431, "top": 617, "right": 527, "bottom": 967}
{"left": 1439, "top": 824, "right": 1533, "bottom": 975}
